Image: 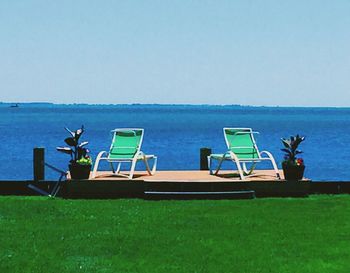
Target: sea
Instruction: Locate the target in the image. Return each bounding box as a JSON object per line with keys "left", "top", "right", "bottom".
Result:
{"left": 0, "top": 103, "right": 349, "bottom": 181}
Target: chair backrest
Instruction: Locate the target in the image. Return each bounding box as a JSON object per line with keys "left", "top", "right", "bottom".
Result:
{"left": 223, "top": 128, "right": 261, "bottom": 159}
{"left": 108, "top": 128, "right": 144, "bottom": 159}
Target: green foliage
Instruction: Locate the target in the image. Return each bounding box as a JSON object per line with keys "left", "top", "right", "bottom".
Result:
{"left": 0, "top": 195, "right": 350, "bottom": 273}
{"left": 76, "top": 157, "right": 93, "bottom": 165}
{"left": 281, "top": 134, "right": 305, "bottom": 166}
{"left": 56, "top": 126, "right": 92, "bottom": 166}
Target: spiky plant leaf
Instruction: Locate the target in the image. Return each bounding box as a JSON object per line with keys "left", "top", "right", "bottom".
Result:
{"left": 64, "top": 127, "right": 75, "bottom": 137}
{"left": 75, "top": 126, "right": 84, "bottom": 141}
{"left": 64, "top": 137, "right": 76, "bottom": 147}
{"left": 281, "top": 148, "right": 292, "bottom": 155}
{"left": 56, "top": 147, "right": 73, "bottom": 154}
{"left": 77, "top": 147, "right": 87, "bottom": 160}
{"left": 79, "top": 141, "right": 89, "bottom": 148}
{"left": 281, "top": 139, "right": 291, "bottom": 148}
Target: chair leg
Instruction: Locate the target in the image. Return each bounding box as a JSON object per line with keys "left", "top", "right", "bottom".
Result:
{"left": 128, "top": 158, "right": 138, "bottom": 179}
{"left": 260, "top": 151, "right": 281, "bottom": 179}
{"left": 110, "top": 162, "right": 115, "bottom": 173}
{"left": 213, "top": 152, "right": 247, "bottom": 180}
{"left": 143, "top": 156, "right": 157, "bottom": 176}
{"left": 228, "top": 152, "right": 245, "bottom": 180}
{"left": 271, "top": 159, "right": 281, "bottom": 179}
{"left": 234, "top": 161, "right": 245, "bottom": 180}
{"left": 208, "top": 156, "right": 212, "bottom": 174}
{"left": 91, "top": 161, "right": 99, "bottom": 179}
{"left": 242, "top": 162, "right": 248, "bottom": 173}
{"left": 116, "top": 163, "right": 121, "bottom": 173}
{"left": 214, "top": 157, "right": 225, "bottom": 175}
{"left": 242, "top": 162, "right": 257, "bottom": 175}
{"left": 144, "top": 157, "right": 152, "bottom": 175}
{"left": 91, "top": 151, "right": 106, "bottom": 179}
{"left": 151, "top": 157, "right": 157, "bottom": 175}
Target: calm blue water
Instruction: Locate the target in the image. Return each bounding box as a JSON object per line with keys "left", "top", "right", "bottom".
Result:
{"left": 0, "top": 104, "right": 349, "bottom": 181}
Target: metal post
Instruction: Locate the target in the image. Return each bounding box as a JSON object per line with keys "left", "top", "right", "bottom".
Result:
{"left": 33, "top": 147, "right": 45, "bottom": 181}
{"left": 200, "top": 147, "right": 211, "bottom": 170}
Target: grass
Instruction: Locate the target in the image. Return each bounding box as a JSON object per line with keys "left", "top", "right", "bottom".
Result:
{"left": 0, "top": 195, "right": 350, "bottom": 273}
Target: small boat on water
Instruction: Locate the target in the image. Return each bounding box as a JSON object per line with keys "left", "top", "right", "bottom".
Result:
{"left": 10, "top": 103, "right": 19, "bottom": 108}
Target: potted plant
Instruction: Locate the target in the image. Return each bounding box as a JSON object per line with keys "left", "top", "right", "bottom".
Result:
{"left": 57, "top": 125, "right": 92, "bottom": 179}
{"left": 281, "top": 134, "right": 305, "bottom": 180}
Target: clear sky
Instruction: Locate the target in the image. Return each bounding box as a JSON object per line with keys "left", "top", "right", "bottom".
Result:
{"left": 1, "top": 0, "right": 349, "bottom": 106}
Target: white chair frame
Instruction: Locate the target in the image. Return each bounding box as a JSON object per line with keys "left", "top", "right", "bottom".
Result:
{"left": 91, "top": 128, "right": 157, "bottom": 180}
{"left": 208, "top": 128, "right": 280, "bottom": 180}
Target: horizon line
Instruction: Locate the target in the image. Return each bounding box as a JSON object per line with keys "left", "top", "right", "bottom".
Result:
{"left": 1, "top": 101, "right": 350, "bottom": 109}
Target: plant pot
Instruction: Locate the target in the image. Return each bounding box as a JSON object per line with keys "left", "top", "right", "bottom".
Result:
{"left": 282, "top": 164, "right": 305, "bottom": 181}
{"left": 69, "top": 163, "right": 91, "bottom": 179}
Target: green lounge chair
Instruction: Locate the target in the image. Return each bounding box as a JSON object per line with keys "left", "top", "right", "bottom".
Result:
{"left": 208, "top": 128, "right": 280, "bottom": 180}
{"left": 92, "top": 128, "right": 157, "bottom": 179}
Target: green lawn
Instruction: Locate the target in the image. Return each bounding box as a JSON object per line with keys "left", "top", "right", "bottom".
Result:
{"left": 0, "top": 195, "right": 349, "bottom": 273}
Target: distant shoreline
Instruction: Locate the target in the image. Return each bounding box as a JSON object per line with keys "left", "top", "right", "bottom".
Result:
{"left": 0, "top": 102, "right": 350, "bottom": 109}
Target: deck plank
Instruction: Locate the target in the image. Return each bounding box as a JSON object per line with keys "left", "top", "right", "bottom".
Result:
{"left": 88, "top": 170, "right": 286, "bottom": 182}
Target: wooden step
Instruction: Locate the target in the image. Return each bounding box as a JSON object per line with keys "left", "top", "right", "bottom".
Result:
{"left": 143, "top": 190, "right": 256, "bottom": 200}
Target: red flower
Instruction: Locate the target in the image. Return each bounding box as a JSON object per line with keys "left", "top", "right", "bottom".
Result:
{"left": 296, "top": 158, "right": 304, "bottom": 166}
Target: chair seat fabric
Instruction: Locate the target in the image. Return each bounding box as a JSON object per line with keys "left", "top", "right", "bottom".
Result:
{"left": 107, "top": 154, "right": 156, "bottom": 161}
{"left": 210, "top": 153, "right": 262, "bottom": 162}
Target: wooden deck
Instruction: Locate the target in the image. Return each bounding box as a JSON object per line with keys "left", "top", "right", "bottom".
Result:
{"left": 60, "top": 169, "right": 310, "bottom": 199}
{"left": 88, "top": 170, "right": 286, "bottom": 182}
{"left": 12, "top": 147, "right": 344, "bottom": 199}
{"left": 0, "top": 170, "right": 313, "bottom": 199}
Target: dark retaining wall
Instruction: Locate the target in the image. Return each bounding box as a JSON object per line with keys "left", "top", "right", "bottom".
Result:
{"left": 310, "top": 182, "right": 350, "bottom": 194}
{"left": 1, "top": 180, "right": 350, "bottom": 199}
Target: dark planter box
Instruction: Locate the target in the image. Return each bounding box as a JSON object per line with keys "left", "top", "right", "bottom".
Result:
{"left": 282, "top": 164, "right": 305, "bottom": 180}
{"left": 69, "top": 164, "right": 91, "bottom": 180}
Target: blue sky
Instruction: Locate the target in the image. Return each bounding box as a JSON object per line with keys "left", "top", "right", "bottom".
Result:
{"left": 1, "top": 0, "right": 349, "bottom": 106}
